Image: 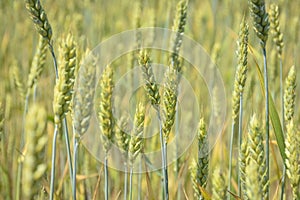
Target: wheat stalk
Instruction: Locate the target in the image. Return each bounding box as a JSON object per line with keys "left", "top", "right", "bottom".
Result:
{"left": 239, "top": 139, "right": 249, "bottom": 200}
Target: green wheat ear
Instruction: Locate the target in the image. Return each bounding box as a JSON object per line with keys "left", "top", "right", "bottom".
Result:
{"left": 269, "top": 4, "right": 284, "bottom": 58}
{"left": 248, "top": 0, "right": 270, "bottom": 48}
{"left": 22, "top": 105, "right": 47, "bottom": 200}
{"left": 98, "top": 65, "right": 115, "bottom": 153}
{"left": 139, "top": 50, "right": 160, "bottom": 107}
{"left": 53, "top": 33, "right": 77, "bottom": 128}
{"left": 285, "top": 120, "right": 300, "bottom": 200}
{"left": 73, "top": 50, "right": 97, "bottom": 138}
{"left": 190, "top": 118, "right": 209, "bottom": 199}
{"left": 232, "top": 17, "right": 249, "bottom": 121}
{"left": 25, "top": 0, "right": 53, "bottom": 43}
{"left": 129, "top": 102, "right": 145, "bottom": 166}
{"left": 247, "top": 115, "right": 269, "bottom": 200}
{"left": 284, "top": 66, "right": 296, "bottom": 123}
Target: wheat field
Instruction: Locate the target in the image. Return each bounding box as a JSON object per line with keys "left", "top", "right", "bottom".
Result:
{"left": 0, "top": 0, "right": 299, "bottom": 199}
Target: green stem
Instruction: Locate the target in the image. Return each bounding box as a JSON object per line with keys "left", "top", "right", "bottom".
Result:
{"left": 156, "top": 108, "right": 168, "bottom": 199}
{"left": 104, "top": 154, "right": 109, "bottom": 200}
{"left": 129, "top": 167, "right": 133, "bottom": 200}
{"left": 72, "top": 137, "right": 79, "bottom": 200}
{"left": 262, "top": 47, "right": 270, "bottom": 199}
{"left": 237, "top": 94, "right": 243, "bottom": 196}
{"left": 62, "top": 118, "right": 73, "bottom": 187}
{"left": 50, "top": 125, "right": 59, "bottom": 200}
{"left": 124, "top": 162, "right": 128, "bottom": 200}
{"left": 48, "top": 43, "right": 58, "bottom": 80}
{"left": 228, "top": 122, "right": 235, "bottom": 200}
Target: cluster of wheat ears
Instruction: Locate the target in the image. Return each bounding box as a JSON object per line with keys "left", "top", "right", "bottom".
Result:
{"left": 0, "top": 0, "right": 299, "bottom": 199}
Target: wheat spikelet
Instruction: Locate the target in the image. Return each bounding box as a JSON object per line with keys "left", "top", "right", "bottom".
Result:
{"left": 26, "top": 36, "right": 48, "bottom": 91}
{"left": 170, "top": 0, "right": 188, "bottom": 72}
{"left": 232, "top": 17, "right": 249, "bottom": 121}
{"left": 284, "top": 66, "right": 296, "bottom": 122}
{"left": 247, "top": 115, "right": 269, "bottom": 200}
{"left": 248, "top": 0, "right": 270, "bottom": 47}
{"left": 73, "top": 52, "right": 96, "bottom": 138}
{"left": 239, "top": 139, "right": 249, "bottom": 200}
{"left": 53, "top": 33, "right": 77, "bottom": 127}
{"left": 285, "top": 120, "right": 300, "bottom": 200}
{"left": 129, "top": 102, "right": 145, "bottom": 166}
{"left": 212, "top": 167, "right": 227, "bottom": 200}
{"left": 245, "top": 159, "right": 260, "bottom": 200}
{"left": 269, "top": 4, "right": 284, "bottom": 58}
{"left": 190, "top": 118, "right": 209, "bottom": 199}
{"left": 98, "top": 65, "right": 114, "bottom": 152}
{"left": 25, "top": 0, "right": 52, "bottom": 42}
{"left": 22, "top": 105, "right": 47, "bottom": 200}
{"left": 162, "top": 68, "right": 178, "bottom": 142}
{"left": 139, "top": 50, "right": 160, "bottom": 107}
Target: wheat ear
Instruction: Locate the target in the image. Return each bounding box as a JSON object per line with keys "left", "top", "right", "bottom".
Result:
{"left": 284, "top": 66, "right": 296, "bottom": 123}
{"left": 139, "top": 50, "right": 160, "bottom": 107}
{"left": 212, "top": 167, "right": 227, "bottom": 200}
{"left": 128, "top": 102, "right": 145, "bottom": 200}
{"left": 25, "top": 0, "right": 52, "bottom": 43}
{"left": 285, "top": 121, "right": 300, "bottom": 200}
{"left": 97, "top": 65, "right": 114, "bottom": 200}
{"left": 228, "top": 16, "right": 249, "bottom": 197}
{"left": 190, "top": 118, "right": 209, "bottom": 199}
{"left": 248, "top": 1, "right": 270, "bottom": 193}
{"left": 50, "top": 33, "right": 76, "bottom": 199}
{"left": 247, "top": 115, "right": 269, "bottom": 200}
{"left": 72, "top": 53, "right": 97, "bottom": 199}
{"left": 22, "top": 105, "right": 47, "bottom": 200}
{"left": 269, "top": 4, "right": 284, "bottom": 58}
